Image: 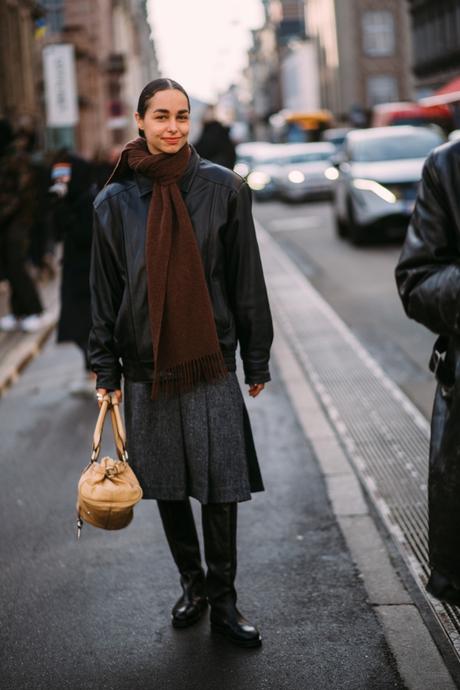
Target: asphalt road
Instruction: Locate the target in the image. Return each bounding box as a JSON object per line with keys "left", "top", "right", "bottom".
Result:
{"left": 253, "top": 199, "right": 437, "bottom": 420}
{"left": 0, "top": 341, "right": 405, "bottom": 690}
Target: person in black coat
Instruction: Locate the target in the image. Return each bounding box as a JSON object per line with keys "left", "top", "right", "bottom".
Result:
{"left": 51, "top": 153, "right": 97, "bottom": 393}
{"left": 89, "top": 79, "right": 272, "bottom": 647}
{"left": 194, "top": 107, "right": 236, "bottom": 170}
{"left": 395, "top": 139, "right": 460, "bottom": 605}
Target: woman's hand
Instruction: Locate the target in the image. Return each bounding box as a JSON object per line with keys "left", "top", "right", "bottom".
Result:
{"left": 248, "top": 383, "right": 265, "bottom": 398}
{"left": 96, "top": 388, "right": 123, "bottom": 407}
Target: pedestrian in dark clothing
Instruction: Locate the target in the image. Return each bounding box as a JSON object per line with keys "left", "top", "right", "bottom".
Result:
{"left": 14, "top": 126, "right": 55, "bottom": 281}
{"left": 0, "top": 124, "right": 47, "bottom": 332}
{"left": 51, "top": 153, "right": 97, "bottom": 395}
{"left": 89, "top": 78, "right": 273, "bottom": 647}
{"left": 395, "top": 139, "right": 460, "bottom": 605}
{"left": 195, "top": 108, "right": 236, "bottom": 170}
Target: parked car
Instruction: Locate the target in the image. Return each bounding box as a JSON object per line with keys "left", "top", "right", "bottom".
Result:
{"left": 233, "top": 142, "right": 274, "bottom": 179}
{"left": 334, "top": 126, "right": 445, "bottom": 244}
{"left": 237, "top": 144, "right": 293, "bottom": 201}
{"left": 276, "top": 142, "right": 336, "bottom": 202}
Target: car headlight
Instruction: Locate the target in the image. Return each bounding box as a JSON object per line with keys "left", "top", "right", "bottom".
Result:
{"left": 352, "top": 178, "right": 397, "bottom": 204}
{"left": 247, "top": 171, "right": 272, "bottom": 191}
{"left": 234, "top": 162, "right": 250, "bottom": 178}
{"left": 287, "top": 170, "right": 305, "bottom": 184}
{"left": 324, "top": 166, "right": 339, "bottom": 180}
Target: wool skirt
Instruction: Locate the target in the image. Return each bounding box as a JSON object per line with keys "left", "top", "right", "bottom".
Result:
{"left": 123, "top": 373, "right": 264, "bottom": 504}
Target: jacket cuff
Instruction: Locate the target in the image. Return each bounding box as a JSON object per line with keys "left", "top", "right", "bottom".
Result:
{"left": 244, "top": 369, "right": 271, "bottom": 385}
{"left": 95, "top": 372, "right": 122, "bottom": 391}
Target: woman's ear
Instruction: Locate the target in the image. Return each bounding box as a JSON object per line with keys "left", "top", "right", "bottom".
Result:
{"left": 134, "top": 112, "right": 143, "bottom": 131}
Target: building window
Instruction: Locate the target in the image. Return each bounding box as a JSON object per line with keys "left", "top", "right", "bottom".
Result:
{"left": 362, "top": 11, "right": 395, "bottom": 57}
{"left": 42, "top": 0, "right": 65, "bottom": 33}
{"left": 367, "top": 75, "right": 398, "bottom": 106}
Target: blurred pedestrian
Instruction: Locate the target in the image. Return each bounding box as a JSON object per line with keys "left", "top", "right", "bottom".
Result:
{"left": 15, "top": 122, "right": 56, "bottom": 282}
{"left": 89, "top": 78, "right": 273, "bottom": 647}
{"left": 396, "top": 139, "right": 460, "bottom": 605}
{"left": 194, "top": 106, "right": 236, "bottom": 169}
{"left": 0, "top": 121, "right": 48, "bottom": 332}
{"left": 50, "top": 153, "right": 97, "bottom": 396}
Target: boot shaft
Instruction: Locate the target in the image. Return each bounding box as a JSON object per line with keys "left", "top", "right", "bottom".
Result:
{"left": 201, "top": 502, "right": 237, "bottom": 605}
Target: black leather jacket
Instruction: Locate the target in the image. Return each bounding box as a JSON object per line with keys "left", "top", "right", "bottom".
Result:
{"left": 88, "top": 148, "right": 273, "bottom": 390}
{"left": 396, "top": 140, "right": 460, "bottom": 337}
{"left": 395, "top": 140, "right": 460, "bottom": 580}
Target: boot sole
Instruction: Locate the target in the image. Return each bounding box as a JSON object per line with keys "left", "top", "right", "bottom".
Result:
{"left": 172, "top": 603, "right": 208, "bottom": 629}
{"left": 211, "top": 622, "right": 262, "bottom": 648}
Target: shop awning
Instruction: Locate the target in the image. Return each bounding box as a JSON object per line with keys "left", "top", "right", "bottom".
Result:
{"left": 419, "top": 76, "right": 460, "bottom": 106}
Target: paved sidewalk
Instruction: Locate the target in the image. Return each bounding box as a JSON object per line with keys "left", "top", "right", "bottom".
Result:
{"left": 257, "top": 221, "right": 460, "bottom": 687}
{"left": 0, "top": 276, "right": 59, "bottom": 396}
{"left": 1, "top": 231, "right": 459, "bottom": 688}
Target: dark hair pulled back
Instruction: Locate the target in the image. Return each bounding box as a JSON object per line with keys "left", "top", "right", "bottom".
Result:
{"left": 137, "top": 78, "right": 191, "bottom": 138}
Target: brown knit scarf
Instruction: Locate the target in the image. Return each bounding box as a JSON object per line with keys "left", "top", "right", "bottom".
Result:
{"left": 109, "top": 137, "right": 228, "bottom": 398}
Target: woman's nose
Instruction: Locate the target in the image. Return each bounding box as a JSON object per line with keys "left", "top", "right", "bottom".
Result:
{"left": 167, "top": 119, "right": 179, "bottom": 132}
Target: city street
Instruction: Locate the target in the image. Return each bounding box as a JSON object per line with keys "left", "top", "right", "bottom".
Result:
{"left": 253, "top": 199, "right": 437, "bottom": 420}
{"left": 2, "top": 0, "right": 460, "bottom": 687}
{"left": 1, "top": 203, "right": 458, "bottom": 689}
{"left": 0, "top": 343, "right": 406, "bottom": 690}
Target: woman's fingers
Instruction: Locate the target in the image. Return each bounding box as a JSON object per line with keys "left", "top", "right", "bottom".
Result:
{"left": 96, "top": 387, "right": 108, "bottom": 408}
{"left": 96, "top": 388, "right": 123, "bottom": 407}
{"left": 249, "top": 383, "right": 265, "bottom": 398}
{"left": 111, "top": 389, "right": 123, "bottom": 404}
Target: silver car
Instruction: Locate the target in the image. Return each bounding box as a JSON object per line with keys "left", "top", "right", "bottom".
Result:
{"left": 334, "top": 126, "right": 444, "bottom": 244}
{"left": 276, "top": 142, "right": 336, "bottom": 202}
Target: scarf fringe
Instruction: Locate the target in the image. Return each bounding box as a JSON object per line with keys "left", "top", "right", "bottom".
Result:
{"left": 151, "top": 351, "right": 228, "bottom": 399}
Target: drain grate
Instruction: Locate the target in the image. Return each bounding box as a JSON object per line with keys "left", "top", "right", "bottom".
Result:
{"left": 258, "top": 224, "right": 460, "bottom": 658}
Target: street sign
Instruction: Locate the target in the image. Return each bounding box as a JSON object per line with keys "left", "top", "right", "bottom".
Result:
{"left": 43, "top": 44, "right": 79, "bottom": 127}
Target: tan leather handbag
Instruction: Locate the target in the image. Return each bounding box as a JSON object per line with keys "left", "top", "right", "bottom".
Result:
{"left": 76, "top": 394, "right": 143, "bottom": 538}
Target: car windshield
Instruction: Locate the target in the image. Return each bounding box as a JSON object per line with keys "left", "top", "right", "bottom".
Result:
{"left": 349, "top": 131, "right": 443, "bottom": 162}
{"left": 285, "top": 152, "right": 331, "bottom": 164}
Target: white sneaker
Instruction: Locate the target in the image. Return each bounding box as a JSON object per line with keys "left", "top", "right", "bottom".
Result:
{"left": 0, "top": 314, "right": 21, "bottom": 331}
{"left": 20, "top": 312, "right": 51, "bottom": 333}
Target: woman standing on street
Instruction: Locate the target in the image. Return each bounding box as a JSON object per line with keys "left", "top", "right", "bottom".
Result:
{"left": 89, "top": 78, "right": 273, "bottom": 647}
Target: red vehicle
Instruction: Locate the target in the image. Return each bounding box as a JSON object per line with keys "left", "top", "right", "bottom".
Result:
{"left": 371, "top": 102, "right": 453, "bottom": 132}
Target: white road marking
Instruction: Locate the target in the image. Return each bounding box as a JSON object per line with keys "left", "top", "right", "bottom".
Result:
{"left": 269, "top": 216, "right": 320, "bottom": 232}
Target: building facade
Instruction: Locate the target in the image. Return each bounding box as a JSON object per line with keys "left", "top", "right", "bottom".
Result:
{"left": 0, "top": 0, "right": 44, "bottom": 126}
{"left": 306, "top": 0, "right": 413, "bottom": 122}
{"left": 408, "top": 0, "right": 460, "bottom": 96}
{"left": 41, "top": 0, "right": 159, "bottom": 156}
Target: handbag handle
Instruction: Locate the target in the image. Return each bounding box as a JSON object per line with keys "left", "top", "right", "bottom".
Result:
{"left": 91, "top": 393, "right": 128, "bottom": 463}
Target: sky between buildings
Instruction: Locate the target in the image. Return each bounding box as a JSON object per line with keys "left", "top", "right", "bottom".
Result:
{"left": 148, "top": 0, "right": 265, "bottom": 103}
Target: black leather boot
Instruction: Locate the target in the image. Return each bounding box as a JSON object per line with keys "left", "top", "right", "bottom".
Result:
{"left": 426, "top": 569, "right": 460, "bottom": 605}
{"left": 202, "top": 502, "right": 261, "bottom": 648}
{"left": 157, "top": 500, "right": 207, "bottom": 628}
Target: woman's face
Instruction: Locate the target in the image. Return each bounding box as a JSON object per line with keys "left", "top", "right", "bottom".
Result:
{"left": 135, "top": 89, "right": 190, "bottom": 155}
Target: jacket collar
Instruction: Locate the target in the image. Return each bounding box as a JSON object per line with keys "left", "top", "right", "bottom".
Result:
{"left": 135, "top": 145, "right": 200, "bottom": 197}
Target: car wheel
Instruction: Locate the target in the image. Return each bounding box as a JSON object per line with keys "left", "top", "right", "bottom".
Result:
{"left": 336, "top": 215, "right": 348, "bottom": 238}
{"left": 348, "top": 198, "right": 366, "bottom": 246}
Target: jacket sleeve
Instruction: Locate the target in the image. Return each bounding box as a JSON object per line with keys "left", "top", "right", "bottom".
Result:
{"left": 395, "top": 154, "right": 460, "bottom": 336}
{"left": 224, "top": 183, "right": 274, "bottom": 384}
{"left": 88, "top": 201, "right": 124, "bottom": 390}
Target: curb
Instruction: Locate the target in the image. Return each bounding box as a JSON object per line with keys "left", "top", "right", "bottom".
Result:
{"left": 0, "top": 319, "right": 57, "bottom": 397}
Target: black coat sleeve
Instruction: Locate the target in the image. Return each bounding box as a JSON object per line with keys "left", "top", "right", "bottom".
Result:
{"left": 224, "top": 183, "right": 273, "bottom": 384}
{"left": 88, "top": 201, "right": 124, "bottom": 389}
{"left": 395, "top": 154, "right": 460, "bottom": 336}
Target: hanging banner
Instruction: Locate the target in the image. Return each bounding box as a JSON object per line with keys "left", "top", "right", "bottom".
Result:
{"left": 43, "top": 44, "right": 79, "bottom": 127}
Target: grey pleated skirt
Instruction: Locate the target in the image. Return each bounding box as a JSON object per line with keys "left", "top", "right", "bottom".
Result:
{"left": 123, "top": 373, "right": 264, "bottom": 504}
